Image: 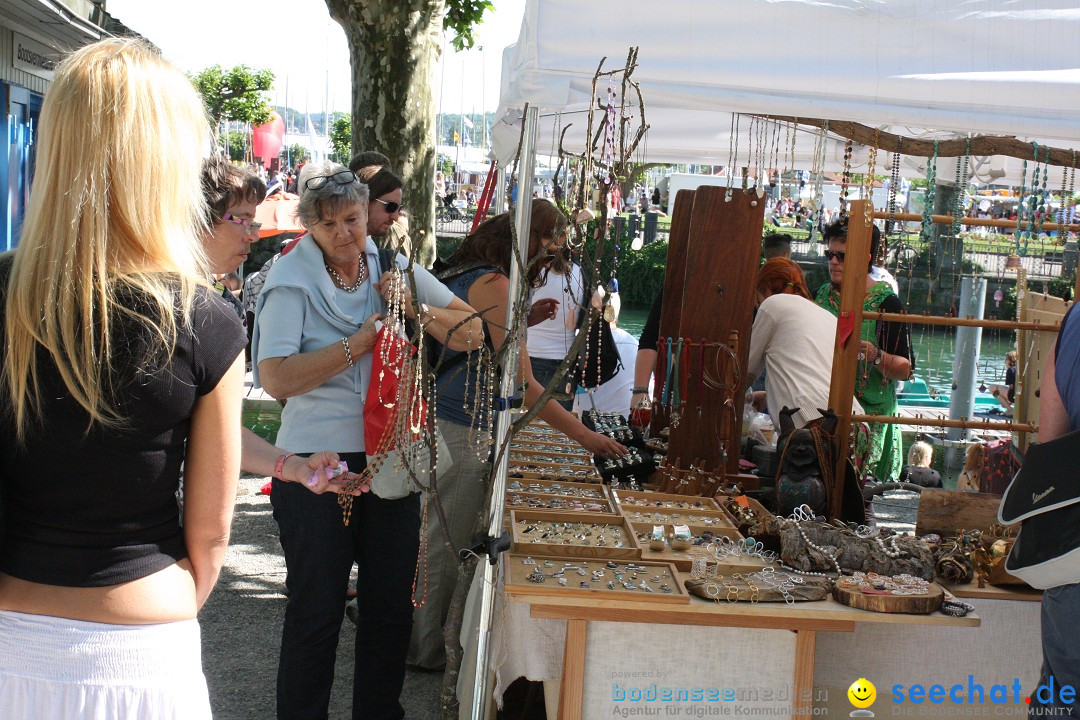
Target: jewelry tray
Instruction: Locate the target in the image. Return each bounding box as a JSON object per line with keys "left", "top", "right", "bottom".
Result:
{"left": 503, "top": 553, "right": 689, "bottom": 604}
{"left": 508, "top": 467, "right": 604, "bottom": 483}
{"left": 510, "top": 509, "right": 641, "bottom": 560}
{"left": 611, "top": 489, "right": 723, "bottom": 513}
{"left": 621, "top": 505, "right": 741, "bottom": 540}
{"left": 505, "top": 491, "right": 616, "bottom": 514}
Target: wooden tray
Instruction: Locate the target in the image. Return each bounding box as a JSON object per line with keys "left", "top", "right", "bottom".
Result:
{"left": 510, "top": 509, "right": 640, "bottom": 560}
{"left": 509, "top": 454, "right": 595, "bottom": 469}
{"left": 505, "top": 491, "right": 615, "bottom": 514}
{"left": 506, "top": 478, "right": 610, "bottom": 499}
{"left": 508, "top": 467, "right": 603, "bottom": 483}
{"left": 620, "top": 506, "right": 741, "bottom": 540}
{"left": 628, "top": 522, "right": 746, "bottom": 571}
{"left": 612, "top": 489, "right": 722, "bottom": 512}
{"left": 503, "top": 553, "right": 689, "bottom": 604}
{"left": 834, "top": 581, "right": 944, "bottom": 615}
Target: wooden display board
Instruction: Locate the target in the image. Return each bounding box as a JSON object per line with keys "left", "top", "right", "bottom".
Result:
{"left": 503, "top": 553, "right": 689, "bottom": 605}
{"left": 654, "top": 186, "right": 765, "bottom": 478}
{"left": 914, "top": 488, "right": 1008, "bottom": 537}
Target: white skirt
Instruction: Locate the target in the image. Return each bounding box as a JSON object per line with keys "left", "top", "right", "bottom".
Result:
{"left": 0, "top": 609, "right": 211, "bottom": 720}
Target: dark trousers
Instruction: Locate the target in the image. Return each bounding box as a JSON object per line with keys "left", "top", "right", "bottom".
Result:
{"left": 271, "top": 452, "right": 421, "bottom": 720}
{"left": 529, "top": 356, "right": 576, "bottom": 411}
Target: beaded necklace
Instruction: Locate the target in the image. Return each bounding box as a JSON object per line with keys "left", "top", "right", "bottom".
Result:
{"left": 326, "top": 255, "right": 368, "bottom": 292}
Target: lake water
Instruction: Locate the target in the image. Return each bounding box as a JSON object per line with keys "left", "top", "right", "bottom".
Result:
{"left": 618, "top": 304, "right": 1017, "bottom": 392}
{"left": 244, "top": 306, "right": 1018, "bottom": 443}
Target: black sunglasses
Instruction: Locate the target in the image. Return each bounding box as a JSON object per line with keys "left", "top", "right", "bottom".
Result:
{"left": 374, "top": 198, "right": 404, "bottom": 214}
{"left": 824, "top": 250, "right": 846, "bottom": 262}
{"left": 304, "top": 170, "right": 357, "bottom": 191}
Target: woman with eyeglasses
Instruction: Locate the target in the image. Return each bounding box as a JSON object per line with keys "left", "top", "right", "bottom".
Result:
{"left": 251, "top": 160, "right": 482, "bottom": 720}
{"left": 0, "top": 39, "right": 244, "bottom": 718}
{"left": 199, "top": 155, "right": 371, "bottom": 495}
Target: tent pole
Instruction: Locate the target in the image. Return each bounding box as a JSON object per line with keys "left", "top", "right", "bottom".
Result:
{"left": 468, "top": 105, "right": 538, "bottom": 720}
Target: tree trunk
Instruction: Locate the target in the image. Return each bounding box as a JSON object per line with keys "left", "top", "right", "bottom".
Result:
{"left": 326, "top": 0, "right": 442, "bottom": 268}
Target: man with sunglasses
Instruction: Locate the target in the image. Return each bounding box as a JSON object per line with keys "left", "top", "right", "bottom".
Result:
{"left": 815, "top": 218, "right": 913, "bottom": 484}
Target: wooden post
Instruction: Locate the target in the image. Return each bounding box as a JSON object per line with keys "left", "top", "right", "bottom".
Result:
{"left": 665, "top": 186, "right": 765, "bottom": 477}
{"left": 557, "top": 619, "right": 587, "bottom": 720}
{"left": 827, "top": 200, "right": 873, "bottom": 520}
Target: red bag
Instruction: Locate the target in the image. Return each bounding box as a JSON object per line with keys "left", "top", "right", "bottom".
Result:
{"left": 364, "top": 325, "right": 427, "bottom": 455}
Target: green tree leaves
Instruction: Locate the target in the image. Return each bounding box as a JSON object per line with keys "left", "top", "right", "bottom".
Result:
{"left": 444, "top": 0, "right": 494, "bottom": 51}
{"left": 191, "top": 64, "right": 276, "bottom": 127}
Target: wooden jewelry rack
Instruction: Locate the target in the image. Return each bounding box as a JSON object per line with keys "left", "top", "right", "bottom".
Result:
{"left": 826, "top": 199, "right": 1064, "bottom": 519}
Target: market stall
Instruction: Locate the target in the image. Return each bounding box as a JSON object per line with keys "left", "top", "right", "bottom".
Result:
{"left": 460, "top": 2, "right": 1080, "bottom": 718}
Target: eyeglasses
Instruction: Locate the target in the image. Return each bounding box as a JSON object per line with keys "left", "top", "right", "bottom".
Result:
{"left": 222, "top": 213, "right": 262, "bottom": 234}
{"left": 824, "top": 250, "right": 846, "bottom": 262}
{"left": 374, "top": 198, "right": 404, "bottom": 214}
{"left": 304, "top": 170, "right": 357, "bottom": 191}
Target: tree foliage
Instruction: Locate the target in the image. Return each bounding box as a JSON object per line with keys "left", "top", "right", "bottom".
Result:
{"left": 444, "top": 0, "right": 494, "bottom": 51}
{"left": 329, "top": 115, "right": 352, "bottom": 164}
{"left": 192, "top": 64, "right": 275, "bottom": 127}
{"left": 281, "top": 143, "right": 309, "bottom": 167}
{"left": 224, "top": 130, "right": 249, "bottom": 162}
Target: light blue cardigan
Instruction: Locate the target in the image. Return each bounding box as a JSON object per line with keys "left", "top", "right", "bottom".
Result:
{"left": 252, "top": 234, "right": 451, "bottom": 453}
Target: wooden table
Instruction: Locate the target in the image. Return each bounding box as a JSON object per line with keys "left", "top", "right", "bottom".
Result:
{"left": 508, "top": 582, "right": 979, "bottom": 720}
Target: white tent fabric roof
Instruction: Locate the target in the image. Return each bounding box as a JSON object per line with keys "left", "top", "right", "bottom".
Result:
{"left": 494, "top": 0, "right": 1080, "bottom": 171}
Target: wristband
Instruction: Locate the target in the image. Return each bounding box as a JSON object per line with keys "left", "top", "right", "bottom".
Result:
{"left": 632, "top": 386, "right": 650, "bottom": 394}
{"left": 275, "top": 452, "right": 297, "bottom": 481}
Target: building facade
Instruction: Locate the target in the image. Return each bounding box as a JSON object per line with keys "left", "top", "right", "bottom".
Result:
{"left": 0, "top": 0, "right": 123, "bottom": 250}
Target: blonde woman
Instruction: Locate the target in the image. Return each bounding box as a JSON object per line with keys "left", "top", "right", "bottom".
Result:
{"left": 0, "top": 40, "right": 246, "bottom": 718}
{"left": 898, "top": 440, "right": 942, "bottom": 487}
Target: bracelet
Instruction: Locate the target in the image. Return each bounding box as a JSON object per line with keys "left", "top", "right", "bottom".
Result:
{"left": 632, "top": 386, "right": 650, "bottom": 394}
{"left": 341, "top": 337, "right": 355, "bottom": 367}
{"left": 274, "top": 452, "right": 297, "bottom": 481}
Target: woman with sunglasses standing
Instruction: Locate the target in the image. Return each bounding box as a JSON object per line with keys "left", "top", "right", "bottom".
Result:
{"left": 251, "top": 161, "right": 482, "bottom": 720}
{"left": 815, "top": 219, "right": 913, "bottom": 484}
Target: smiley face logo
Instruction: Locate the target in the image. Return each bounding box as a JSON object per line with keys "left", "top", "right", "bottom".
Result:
{"left": 848, "top": 678, "right": 877, "bottom": 714}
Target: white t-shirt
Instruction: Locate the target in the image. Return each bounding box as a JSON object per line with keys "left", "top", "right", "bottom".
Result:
{"left": 526, "top": 264, "right": 585, "bottom": 360}
{"left": 574, "top": 326, "right": 638, "bottom": 415}
{"left": 747, "top": 293, "right": 863, "bottom": 431}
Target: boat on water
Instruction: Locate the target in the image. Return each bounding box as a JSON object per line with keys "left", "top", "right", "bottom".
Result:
{"left": 897, "top": 376, "right": 1006, "bottom": 411}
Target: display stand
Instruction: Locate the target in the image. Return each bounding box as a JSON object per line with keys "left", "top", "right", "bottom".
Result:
{"left": 654, "top": 186, "right": 764, "bottom": 478}
{"left": 825, "top": 200, "right": 1065, "bottom": 517}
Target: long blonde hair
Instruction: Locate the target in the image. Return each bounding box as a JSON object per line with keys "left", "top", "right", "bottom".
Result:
{"left": 3, "top": 38, "right": 212, "bottom": 441}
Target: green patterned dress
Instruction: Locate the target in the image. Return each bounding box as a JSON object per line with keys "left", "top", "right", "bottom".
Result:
{"left": 816, "top": 281, "right": 902, "bottom": 483}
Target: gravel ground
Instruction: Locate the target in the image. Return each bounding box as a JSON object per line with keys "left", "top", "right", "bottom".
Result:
{"left": 199, "top": 476, "right": 443, "bottom": 719}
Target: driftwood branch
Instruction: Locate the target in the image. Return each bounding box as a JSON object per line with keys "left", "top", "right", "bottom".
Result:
{"left": 765, "top": 115, "right": 1080, "bottom": 167}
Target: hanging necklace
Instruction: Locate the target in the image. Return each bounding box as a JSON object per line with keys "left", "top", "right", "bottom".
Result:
{"left": 326, "top": 255, "right": 367, "bottom": 292}
{"left": 840, "top": 138, "right": 854, "bottom": 218}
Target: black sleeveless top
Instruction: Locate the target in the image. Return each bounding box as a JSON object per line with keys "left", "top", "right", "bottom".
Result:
{"left": 0, "top": 258, "right": 245, "bottom": 587}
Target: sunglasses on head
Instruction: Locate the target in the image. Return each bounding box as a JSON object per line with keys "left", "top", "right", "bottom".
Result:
{"left": 824, "top": 250, "right": 846, "bottom": 262}
{"left": 304, "top": 170, "right": 357, "bottom": 191}
{"left": 374, "top": 198, "right": 404, "bottom": 214}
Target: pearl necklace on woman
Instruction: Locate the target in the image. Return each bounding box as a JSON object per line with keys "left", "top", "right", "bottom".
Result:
{"left": 325, "top": 254, "right": 368, "bottom": 292}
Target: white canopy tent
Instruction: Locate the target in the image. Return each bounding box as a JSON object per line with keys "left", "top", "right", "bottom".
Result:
{"left": 493, "top": 0, "right": 1080, "bottom": 183}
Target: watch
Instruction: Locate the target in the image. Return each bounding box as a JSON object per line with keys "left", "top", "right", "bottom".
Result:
{"left": 873, "top": 349, "right": 884, "bottom": 366}
{"left": 418, "top": 302, "right": 431, "bottom": 321}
